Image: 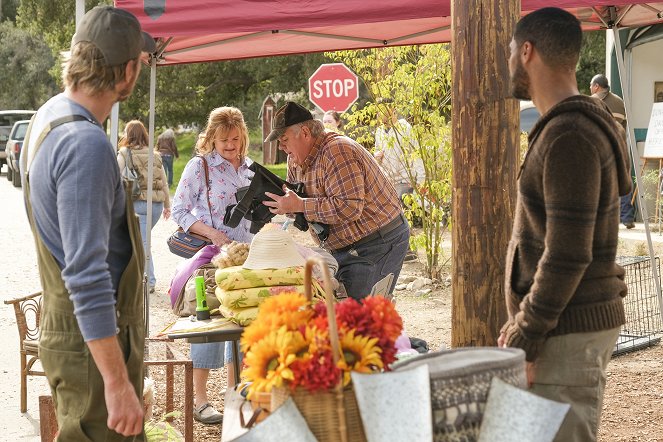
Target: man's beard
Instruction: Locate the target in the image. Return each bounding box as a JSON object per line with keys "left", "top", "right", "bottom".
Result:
{"left": 510, "top": 58, "right": 531, "bottom": 101}
{"left": 117, "top": 63, "right": 139, "bottom": 102}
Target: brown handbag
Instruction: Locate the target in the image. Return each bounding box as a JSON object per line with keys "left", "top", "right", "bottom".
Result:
{"left": 167, "top": 156, "right": 213, "bottom": 258}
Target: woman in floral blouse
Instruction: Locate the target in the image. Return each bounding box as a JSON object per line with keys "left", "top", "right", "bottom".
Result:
{"left": 172, "top": 106, "right": 254, "bottom": 424}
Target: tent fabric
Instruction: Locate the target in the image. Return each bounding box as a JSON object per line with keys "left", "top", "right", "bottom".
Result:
{"left": 116, "top": 0, "right": 663, "bottom": 65}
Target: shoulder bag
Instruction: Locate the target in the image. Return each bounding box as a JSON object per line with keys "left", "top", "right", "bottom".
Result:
{"left": 167, "top": 156, "right": 214, "bottom": 258}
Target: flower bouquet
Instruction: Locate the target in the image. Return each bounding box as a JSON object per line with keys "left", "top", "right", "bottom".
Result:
{"left": 239, "top": 257, "right": 403, "bottom": 442}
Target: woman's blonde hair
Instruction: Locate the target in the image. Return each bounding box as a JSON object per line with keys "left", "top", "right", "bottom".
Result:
{"left": 62, "top": 42, "right": 134, "bottom": 96}
{"left": 119, "top": 120, "right": 149, "bottom": 149}
{"left": 196, "top": 107, "right": 249, "bottom": 160}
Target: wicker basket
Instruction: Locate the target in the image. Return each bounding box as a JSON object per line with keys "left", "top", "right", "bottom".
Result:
{"left": 270, "top": 257, "right": 367, "bottom": 442}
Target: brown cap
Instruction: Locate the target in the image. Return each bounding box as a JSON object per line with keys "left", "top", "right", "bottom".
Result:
{"left": 72, "top": 6, "right": 156, "bottom": 66}
{"left": 264, "top": 102, "right": 313, "bottom": 142}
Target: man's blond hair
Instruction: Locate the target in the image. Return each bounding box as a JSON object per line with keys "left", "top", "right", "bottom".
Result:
{"left": 62, "top": 42, "right": 134, "bottom": 95}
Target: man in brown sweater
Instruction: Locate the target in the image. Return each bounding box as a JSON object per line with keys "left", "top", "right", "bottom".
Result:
{"left": 498, "top": 8, "right": 630, "bottom": 441}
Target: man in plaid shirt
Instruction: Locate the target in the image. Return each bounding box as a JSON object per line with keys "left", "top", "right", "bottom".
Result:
{"left": 264, "top": 102, "right": 410, "bottom": 299}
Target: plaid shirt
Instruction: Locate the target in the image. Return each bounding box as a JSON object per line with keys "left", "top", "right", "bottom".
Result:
{"left": 288, "top": 132, "right": 402, "bottom": 250}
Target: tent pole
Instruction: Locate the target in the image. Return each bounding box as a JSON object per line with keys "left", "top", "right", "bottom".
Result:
{"left": 145, "top": 56, "right": 157, "bottom": 336}
{"left": 612, "top": 28, "right": 663, "bottom": 316}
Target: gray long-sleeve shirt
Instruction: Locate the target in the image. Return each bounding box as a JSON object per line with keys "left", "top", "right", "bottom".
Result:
{"left": 24, "top": 93, "right": 132, "bottom": 341}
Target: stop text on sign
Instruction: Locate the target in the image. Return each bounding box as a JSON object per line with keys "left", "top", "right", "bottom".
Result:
{"left": 308, "top": 63, "right": 359, "bottom": 113}
{"left": 311, "top": 79, "right": 356, "bottom": 99}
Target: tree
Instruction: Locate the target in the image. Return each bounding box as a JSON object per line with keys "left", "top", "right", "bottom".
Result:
{"left": 0, "top": 22, "right": 57, "bottom": 109}
{"left": 577, "top": 31, "right": 606, "bottom": 95}
{"left": 332, "top": 45, "right": 453, "bottom": 279}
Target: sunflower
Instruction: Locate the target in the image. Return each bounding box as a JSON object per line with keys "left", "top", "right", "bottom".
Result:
{"left": 336, "top": 330, "right": 383, "bottom": 385}
{"left": 242, "top": 326, "right": 308, "bottom": 397}
{"left": 240, "top": 320, "right": 272, "bottom": 352}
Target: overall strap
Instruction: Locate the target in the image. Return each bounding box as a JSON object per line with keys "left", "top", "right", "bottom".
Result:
{"left": 22, "top": 115, "right": 96, "bottom": 211}
{"left": 24, "top": 115, "right": 95, "bottom": 180}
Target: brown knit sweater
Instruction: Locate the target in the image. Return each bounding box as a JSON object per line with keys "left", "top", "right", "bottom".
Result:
{"left": 502, "top": 95, "right": 630, "bottom": 362}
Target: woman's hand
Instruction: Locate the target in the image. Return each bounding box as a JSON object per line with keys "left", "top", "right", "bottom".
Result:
{"left": 162, "top": 208, "right": 171, "bottom": 220}
{"left": 209, "top": 229, "right": 230, "bottom": 247}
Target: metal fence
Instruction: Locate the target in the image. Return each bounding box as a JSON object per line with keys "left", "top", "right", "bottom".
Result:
{"left": 614, "top": 256, "right": 663, "bottom": 355}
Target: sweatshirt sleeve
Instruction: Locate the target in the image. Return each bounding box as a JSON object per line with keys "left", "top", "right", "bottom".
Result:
{"left": 56, "top": 130, "right": 121, "bottom": 341}
{"left": 504, "top": 132, "right": 601, "bottom": 361}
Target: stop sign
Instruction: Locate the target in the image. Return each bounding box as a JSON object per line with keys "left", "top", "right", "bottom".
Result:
{"left": 308, "top": 63, "right": 359, "bottom": 113}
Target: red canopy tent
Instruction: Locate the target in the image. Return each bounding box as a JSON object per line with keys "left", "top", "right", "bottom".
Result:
{"left": 116, "top": 1, "right": 663, "bottom": 64}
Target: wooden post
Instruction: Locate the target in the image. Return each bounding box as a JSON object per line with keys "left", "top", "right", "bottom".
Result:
{"left": 450, "top": 0, "right": 519, "bottom": 346}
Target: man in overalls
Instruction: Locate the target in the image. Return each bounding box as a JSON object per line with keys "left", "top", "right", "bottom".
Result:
{"left": 20, "top": 6, "right": 155, "bottom": 440}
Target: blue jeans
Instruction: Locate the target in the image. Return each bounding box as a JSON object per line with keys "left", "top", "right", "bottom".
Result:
{"left": 133, "top": 200, "right": 163, "bottom": 287}
{"left": 162, "top": 154, "right": 174, "bottom": 187}
{"left": 190, "top": 342, "right": 239, "bottom": 369}
{"left": 332, "top": 219, "right": 410, "bottom": 300}
{"left": 620, "top": 191, "right": 635, "bottom": 223}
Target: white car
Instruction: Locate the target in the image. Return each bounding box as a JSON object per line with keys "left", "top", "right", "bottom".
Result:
{"left": 519, "top": 100, "right": 540, "bottom": 133}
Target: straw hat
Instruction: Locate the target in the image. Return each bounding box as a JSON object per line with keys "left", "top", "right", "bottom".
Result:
{"left": 242, "top": 229, "right": 306, "bottom": 269}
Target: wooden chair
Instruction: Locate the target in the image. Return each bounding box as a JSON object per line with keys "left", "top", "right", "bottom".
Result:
{"left": 144, "top": 337, "right": 194, "bottom": 442}
{"left": 4, "top": 291, "right": 45, "bottom": 413}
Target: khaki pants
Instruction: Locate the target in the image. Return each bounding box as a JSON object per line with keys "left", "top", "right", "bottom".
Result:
{"left": 529, "top": 327, "right": 620, "bottom": 442}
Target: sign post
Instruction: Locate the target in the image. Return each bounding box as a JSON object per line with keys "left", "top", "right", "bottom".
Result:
{"left": 308, "top": 63, "right": 359, "bottom": 113}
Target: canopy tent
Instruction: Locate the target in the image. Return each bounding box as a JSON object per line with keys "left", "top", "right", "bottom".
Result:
{"left": 116, "top": 0, "right": 663, "bottom": 64}
{"left": 110, "top": 0, "right": 663, "bottom": 332}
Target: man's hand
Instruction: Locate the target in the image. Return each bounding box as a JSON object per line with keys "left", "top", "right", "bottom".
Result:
{"left": 105, "top": 377, "right": 144, "bottom": 436}
{"left": 87, "top": 336, "right": 144, "bottom": 436}
{"left": 497, "top": 331, "right": 506, "bottom": 348}
{"left": 264, "top": 185, "right": 305, "bottom": 215}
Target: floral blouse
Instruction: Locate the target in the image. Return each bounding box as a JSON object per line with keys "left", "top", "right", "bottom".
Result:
{"left": 172, "top": 151, "right": 254, "bottom": 243}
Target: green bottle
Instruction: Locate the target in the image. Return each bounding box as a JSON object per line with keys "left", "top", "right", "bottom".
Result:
{"left": 195, "top": 275, "right": 210, "bottom": 320}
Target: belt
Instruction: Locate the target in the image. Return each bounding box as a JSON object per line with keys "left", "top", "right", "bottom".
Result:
{"left": 334, "top": 213, "right": 406, "bottom": 253}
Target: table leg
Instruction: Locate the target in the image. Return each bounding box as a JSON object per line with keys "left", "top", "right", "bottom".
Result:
{"left": 232, "top": 339, "right": 241, "bottom": 386}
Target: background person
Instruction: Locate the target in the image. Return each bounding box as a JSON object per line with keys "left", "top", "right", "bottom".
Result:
{"left": 117, "top": 120, "right": 171, "bottom": 293}
{"left": 322, "top": 110, "right": 343, "bottom": 133}
{"left": 374, "top": 99, "right": 425, "bottom": 261}
{"left": 172, "top": 106, "right": 254, "bottom": 424}
{"left": 498, "top": 8, "right": 629, "bottom": 442}
{"left": 590, "top": 73, "right": 635, "bottom": 229}
{"left": 21, "top": 6, "right": 154, "bottom": 439}
{"left": 263, "top": 101, "right": 409, "bottom": 299}
{"left": 156, "top": 128, "right": 179, "bottom": 187}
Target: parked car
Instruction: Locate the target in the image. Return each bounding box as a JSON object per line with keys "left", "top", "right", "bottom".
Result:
{"left": 1, "top": 110, "right": 35, "bottom": 172}
{"left": 5, "top": 120, "right": 30, "bottom": 187}
{"left": 519, "top": 100, "right": 540, "bottom": 133}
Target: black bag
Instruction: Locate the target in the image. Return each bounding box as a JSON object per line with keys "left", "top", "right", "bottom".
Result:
{"left": 223, "top": 162, "right": 329, "bottom": 240}
{"left": 167, "top": 156, "right": 213, "bottom": 258}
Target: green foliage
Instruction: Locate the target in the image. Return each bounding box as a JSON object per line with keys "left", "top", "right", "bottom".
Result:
{"left": 1, "top": 0, "right": 19, "bottom": 21}
{"left": 330, "top": 45, "right": 453, "bottom": 278}
{"left": 0, "top": 21, "right": 58, "bottom": 109}
{"left": 577, "top": 31, "right": 606, "bottom": 95}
